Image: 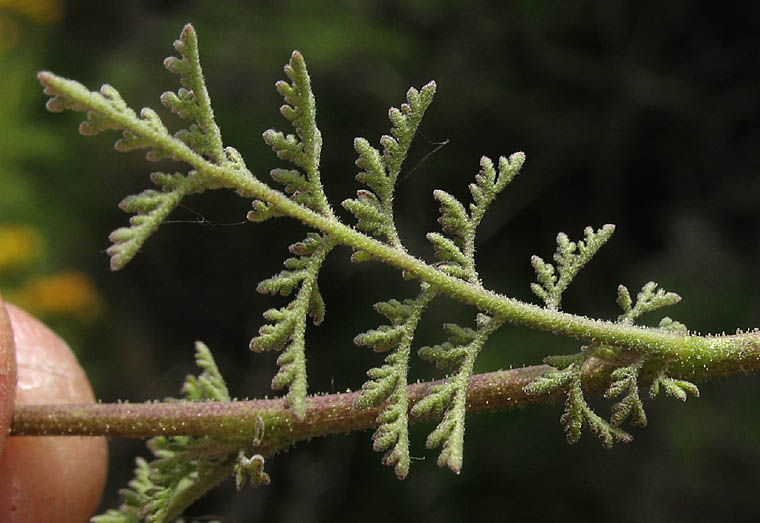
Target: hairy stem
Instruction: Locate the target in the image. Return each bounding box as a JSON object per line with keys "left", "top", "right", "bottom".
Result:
{"left": 37, "top": 71, "right": 760, "bottom": 365}
{"left": 199, "top": 158, "right": 760, "bottom": 364}
{"left": 12, "top": 334, "right": 760, "bottom": 445}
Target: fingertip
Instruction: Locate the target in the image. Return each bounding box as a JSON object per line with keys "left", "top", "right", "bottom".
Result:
{"left": 0, "top": 301, "right": 107, "bottom": 521}
{"left": 0, "top": 294, "right": 17, "bottom": 457}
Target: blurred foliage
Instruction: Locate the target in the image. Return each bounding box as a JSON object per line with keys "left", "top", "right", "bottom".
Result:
{"left": 2, "top": 0, "right": 760, "bottom": 521}
{"left": 0, "top": 0, "right": 100, "bottom": 344}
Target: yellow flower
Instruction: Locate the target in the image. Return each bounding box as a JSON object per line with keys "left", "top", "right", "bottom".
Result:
{"left": 0, "top": 224, "right": 43, "bottom": 272}
{"left": 0, "top": 0, "right": 62, "bottom": 26}
{"left": 9, "top": 271, "right": 101, "bottom": 320}
{"left": 0, "top": 0, "right": 62, "bottom": 50}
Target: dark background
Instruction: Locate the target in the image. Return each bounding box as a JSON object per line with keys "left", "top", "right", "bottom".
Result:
{"left": 2, "top": 1, "right": 760, "bottom": 521}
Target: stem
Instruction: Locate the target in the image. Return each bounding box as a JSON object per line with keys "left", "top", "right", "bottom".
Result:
{"left": 38, "top": 71, "right": 760, "bottom": 366}
{"left": 6, "top": 366, "right": 579, "bottom": 443}
{"left": 231, "top": 165, "right": 760, "bottom": 362}
{"left": 34, "top": 72, "right": 760, "bottom": 450}
{"left": 13, "top": 336, "right": 760, "bottom": 443}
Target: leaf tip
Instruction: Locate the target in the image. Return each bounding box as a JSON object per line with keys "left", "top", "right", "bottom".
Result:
{"left": 109, "top": 256, "right": 125, "bottom": 272}
{"left": 289, "top": 50, "right": 306, "bottom": 70}
{"left": 179, "top": 23, "right": 197, "bottom": 45}
{"left": 37, "top": 70, "right": 53, "bottom": 85}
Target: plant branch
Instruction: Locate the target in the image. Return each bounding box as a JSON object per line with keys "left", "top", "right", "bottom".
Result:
{"left": 12, "top": 333, "right": 760, "bottom": 446}
{"left": 37, "top": 71, "right": 760, "bottom": 365}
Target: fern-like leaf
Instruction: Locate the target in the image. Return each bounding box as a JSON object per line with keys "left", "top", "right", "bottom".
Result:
{"left": 182, "top": 339, "right": 231, "bottom": 402}
{"left": 234, "top": 450, "right": 271, "bottom": 491}
{"left": 416, "top": 322, "right": 475, "bottom": 371}
{"left": 354, "top": 286, "right": 436, "bottom": 479}
{"left": 257, "top": 50, "right": 333, "bottom": 217}
{"left": 410, "top": 154, "right": 522, "bottom": 473}
{"left": 39, "top": 75, "right": 170, "bottom": 160}
{"left": 531, "top": 224, "right": 615, "bottom": 310}
{"left": 522, "top": 355, "right": 584, "bottom": 396}
{"left": 411, "top": 313, "right": 503, "bottom": 474}
{"left": 343, "top": 82, "right": 436, "bottom": 257}
{"left": 562, "top": 368, "right": 633, "bottom": 447}
{"left": 467, "top": 154, "right": 525, "bottom": 228}
{"left": 617, "top": 281, "right": 682, "bottom": 325}
{"left": 428, "top": 153, "right": 524, "bottom": 282}
{"left": 250, "top": 233, "right": 334, "bottom": 419}
{"left": 92, "top": 342, "right": 265, "bottom": 523}
{"left": 527, "top": 274, "right": 691, "bottom": 446}
{"left": 605, "top": 359, "right": 648, "bottom": 428}
{"left": 249, "top": 51, "right": 338, "bottom": 418}
{"left": 39, "top": 24, "right": 236, "bottom": 270}
{"left": 160, "top": 23, "right": 226, "bottom": 163}
{"left": 650, "top": 361, "right": 700, "bottom": 401}
{"left": 525, "top": 353, "right": 633, "bottom": 447}
{"left": 106, "top": 172, "right": 207, "bottom": 270}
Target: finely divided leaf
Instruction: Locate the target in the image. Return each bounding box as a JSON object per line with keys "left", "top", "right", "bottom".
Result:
{"left": 160, "top": 24, "right": 225, "bottom": 163}
{"left": 38, "top": 74, "right": 175, "bottom": 161}
{"left": 525, "top": 355, "right": 633, "bottom": 448}
{"left": 259, "top": 50, "right": 332, "bottom": 217}
{"left": 39, "top": 24, "right": 234, "bottom": 271}
{"left": 468, "top": 153, "right": 525, "bottom": 227}
{"left": 234, "top": 451, "right": 271, "bottom": 491}
{"left": 106, "top": 171, "right": 206, "bottom": 270}
{"left": 617, "top": 281, "right": 681, "bottom": 325}
{"left": 415, "top": 154, "right": 523, "bottom": 472}
{"left": 417, "top": 322, "right": 475, "bottom": 370}
{"left": 412, "top": 314, "right": 503, "bottom": 474}
{"left": 561, "top": 367, "right": 632, "bottom": 448}
{"left": 522, "top": 361, "right": 578, "bottom": 396}
{"left": 529, "top": 270, "right": 692, "bottom": 449}
{"left": 531, "top": 224, "right": 615, "bottom": 310}
{"left": 250, "top": 233, "right": 334, "bottom": 419}
{"left": 252, "top": 51, "right": 337, "bottom": 417}
{"left": 343, "top": 82, "right": 436, "bottom": 258}
{"left": 650, "top": 361, "right": 699, "bottom": 401}
{"left": 605, "top": 360, "right": 647, "bottom": 428}
{"left": 429, "top": 153, "right": 524, "bottom": 282}
{"left": 355, "top": 287, "right": 436, "bottom": 479}
{"left": 181, "top": 341, "right": 230, "bottom": 402}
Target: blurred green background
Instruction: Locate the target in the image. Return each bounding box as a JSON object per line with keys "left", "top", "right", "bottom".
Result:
{"left": 2, "top": 0, "right": 760, "bottom": 521}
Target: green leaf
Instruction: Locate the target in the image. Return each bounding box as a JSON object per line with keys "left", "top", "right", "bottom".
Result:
{"left": 181, "top": 341, "right": 231, "bottom": 402}
{"left": 433, "top": 190, "right": 470, "bottom": 247}
{"left": 355, "top": 286, "right": 436, "bottom": 479}
{"left": 561, "top": 369, "right": 632, "bottom": 448}
{"left": 605, "top": 360, "right": 647, "bottom": 428}
{"left": 261, "top": 50, "right": 332, "bottom": 217}
{"left": 617, "top": 281, "right": 682, "bottom": 325}
{"left": 468, "top": 153, "right": 525, "bottom": 227}
{"left": 658, "top": 316, "right": 688, "bottom": 333}
{"left": 39, "top": 24, "right": 235, "bottom": 271}
{"left": 526, "top": 355, "right": 635, "bottom": 448}
{"left": 411, "top": 382, "right": 456, "bottom": 416}
{"left": 523, "top": 364, "right": 577, "bottom": 396}
{"left": 412, "top": 314, "right": 503, "bottom": 474}
{"left": 650, "top": 362, "right": 700, "bottom": 401}
{"left": 531, "top": 224, "right": 615, "bottom": 310}
{"left": 250, "top": 234, "right": 334, "bottom": 419}
{"left": 428, "top": 153, "right": 524, "bottom": 283}
{"left": 234, "top": 451, "right": 271, "bottom": 491}
{"left": 160, "top": 23, "right": 225, "bottom": 163}
{"left": 343, "top": 81, "right": 436, "bottom": 258}
{"left": 417, "top": 322, "right": 476, "bottom": 370}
